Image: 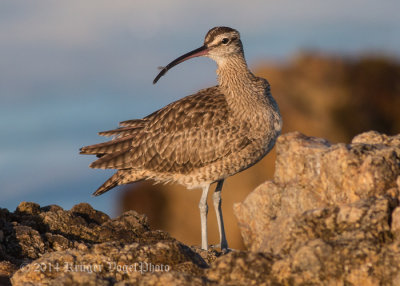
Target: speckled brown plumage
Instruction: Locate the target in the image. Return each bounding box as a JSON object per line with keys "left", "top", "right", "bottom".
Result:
{"left": 80, "top": 27, "right": 282, "bottom": 251}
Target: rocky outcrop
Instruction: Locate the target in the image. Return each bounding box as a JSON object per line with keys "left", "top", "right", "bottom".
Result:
{"left": 1, "top": 202, "right": 214, "bottom": 285}
{"left": 2, "top": 131, "right": 400, "bottom": 285}
{"left": 234, "top": 131, "right": 400, "bottom": 284}
{"left": 235, "top": 131, "right": 400, "bottom": 252}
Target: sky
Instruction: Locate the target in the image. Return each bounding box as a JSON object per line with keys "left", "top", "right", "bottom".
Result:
{"left": 1, "top": 0, "right": 400, "bottom": 216}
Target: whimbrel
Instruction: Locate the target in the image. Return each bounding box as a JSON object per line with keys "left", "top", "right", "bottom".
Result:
{"left": 80, "top": 27, "right": 282, "bottom": 251}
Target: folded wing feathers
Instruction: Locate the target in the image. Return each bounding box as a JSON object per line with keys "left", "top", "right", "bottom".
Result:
{"left": 92, "top": 170, "right": 126, "bottom": 196}
{"left": 98, "top": 126, "right": 141, "bottom": 137}
{"left": 119, "top": 119, "right": 147, "bottom": 127}
{"left": 89, "top": 149, "right": 132, "bottom": 169}
{"left": 81, "top": 88, "right": 244, "bottom": 183}
{"left": 80, "top": 136, "right": 134, "bottom": 155}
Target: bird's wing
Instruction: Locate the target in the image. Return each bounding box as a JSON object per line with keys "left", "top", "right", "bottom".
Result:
{"left": 136, "top": 87, "right": 252, "bottom": 173}
{"left": 87, "top": 87, "right": 253, "bottom": 172}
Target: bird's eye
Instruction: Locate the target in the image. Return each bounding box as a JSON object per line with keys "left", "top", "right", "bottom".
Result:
{"left": 221, "top": 38, "right": 229, "bottom": 44}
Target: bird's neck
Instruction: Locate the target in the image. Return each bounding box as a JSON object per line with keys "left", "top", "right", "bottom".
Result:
{"left": 216, "top": 55, "right": 265, "bottom": 118}
{"left": 216, "top": 54, "right": 254, "bottom": 90}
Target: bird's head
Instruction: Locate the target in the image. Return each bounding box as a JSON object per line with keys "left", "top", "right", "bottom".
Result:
{"left": 153, "top": 27, "right": 243, "bottom": 84}
{"left": 203, "top": 27, "right": 243, "bottom": 62}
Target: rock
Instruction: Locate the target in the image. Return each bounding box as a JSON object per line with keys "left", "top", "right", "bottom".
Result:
{"left": 235, "top": 131, "right": 400, "bottom": 253}
{"left": 3, "top": 130, "right": 400, "bottom": 285}
{"left": 233, "top": 131, "right": 400, "bottom": 285}
{"left": 231, "top": 194, "right": 400, "bottom": 285}
{"left": 0, "top": 261, "right": 17, "bottom": 286}
{"left": 11, "top": 241, "right": 208, "bottom": 285}
{"left": 114, "top": 272, "right": 208, "bottom": 286}
{"left": 268, "top": 195, "right": 400, "bottom": 285}
{"left": 274, "top": 131, "right": 400, "bottom": 203}
{"left": 1, "top": 201, "right": 194, "bottom": 285}
{"left": 352, "top": 130, "right": 400, "bottom": 146}
{"left": 15, "top": 202, "right": 41, "bottom": 216}
{"left": 391, "top": 207, "right": 400, "bottom": 239}
{"left": 207, "top": 251, "right": 276, "bottom": 285}
{"left": 10, "top": 225, "right": 45, "bottom": 259}
{"left": 70, "top": 203, "right": 110, "bottom": 225}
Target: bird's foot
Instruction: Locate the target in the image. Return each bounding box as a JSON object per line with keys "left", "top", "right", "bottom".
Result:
{"left": 210, "top": 244, "right": 235, "bottom": 254}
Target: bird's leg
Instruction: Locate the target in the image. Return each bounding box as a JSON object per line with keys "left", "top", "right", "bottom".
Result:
{"left": 199, "top": 185, "right": 210, "bottom": 250}
{"left": 213, "top": 179, "right": 228, "bottom": 251}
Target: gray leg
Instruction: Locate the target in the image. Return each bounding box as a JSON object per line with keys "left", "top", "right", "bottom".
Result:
{"left": 199, "top": 185, "right": 210, "bottom": 250}
{"left": 213, "top": 180, "right": 228, "bottom": 251}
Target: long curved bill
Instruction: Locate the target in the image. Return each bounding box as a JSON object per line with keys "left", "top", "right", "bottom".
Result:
{"left": 153, "top": 45, "right": 208, "bottom": 84}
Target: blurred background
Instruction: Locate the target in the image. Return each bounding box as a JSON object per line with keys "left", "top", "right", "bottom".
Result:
{"left": 1, "top": 1, "right": 399, "bottom": 249}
